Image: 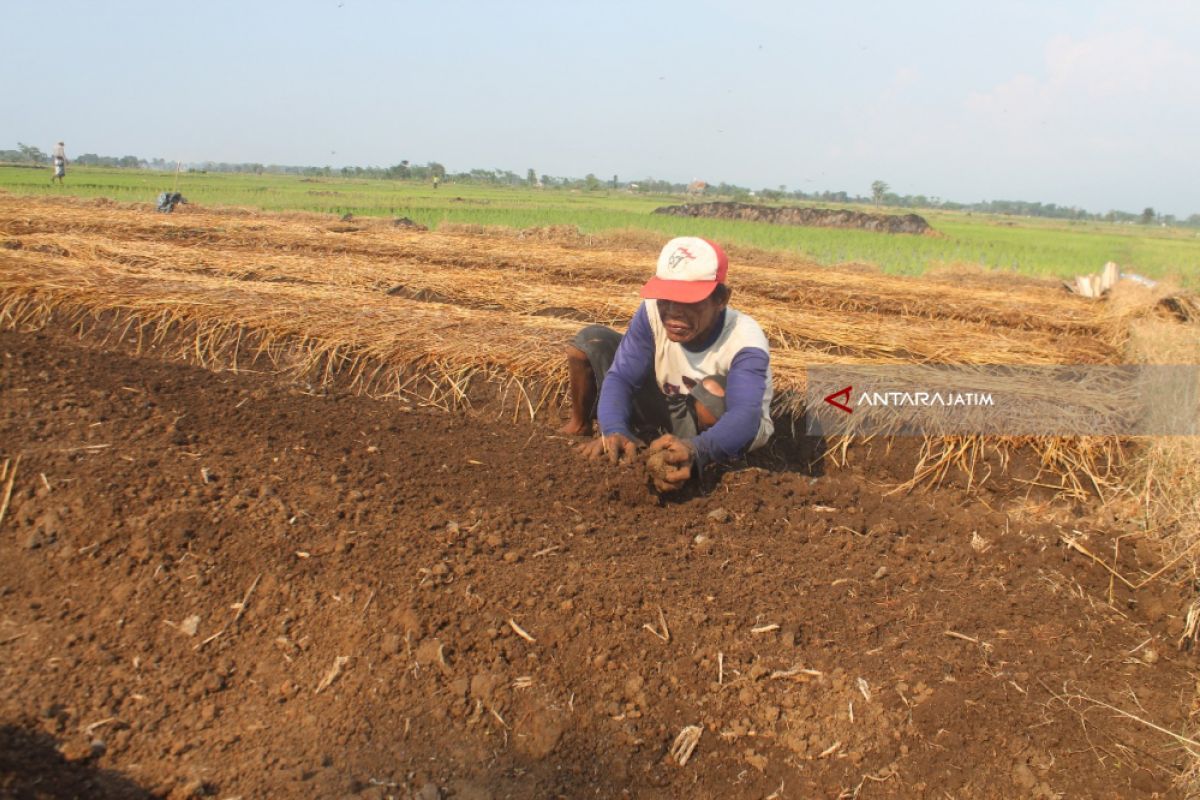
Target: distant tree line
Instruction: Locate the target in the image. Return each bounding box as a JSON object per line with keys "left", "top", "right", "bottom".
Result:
{"left": 2, "top": 142, "right": 1196, "bottom": 227}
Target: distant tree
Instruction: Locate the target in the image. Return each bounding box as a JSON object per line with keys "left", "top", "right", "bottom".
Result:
{"left": 871, "top": 180, "right": 889, "bottom": 205}
{"left": 427, "top": 162, "right": 446, "bottom": 180}
{"left": 527, "top": 168, "right": 537, "bottom": 186}
{"left": 1141, "top": 207, "right": 1156, "bottom": 225}
{"left": 118, "top": 155, "right": 140, "bottom": 168}
{"left": 612, "top": 174, "right": 619, "bottom": 190}
{"left": 713, "top": 182, "right": 749, "bottom": 199}
{"left": 17, "top": 142, "right": 46, "bottom": 164}
{"left": 584, "top": 173, "right": 601, "bottom": 191}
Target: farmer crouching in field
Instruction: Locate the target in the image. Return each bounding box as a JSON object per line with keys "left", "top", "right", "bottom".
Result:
{"left": 561, "top": 237, "right": 773, "bottom": 491}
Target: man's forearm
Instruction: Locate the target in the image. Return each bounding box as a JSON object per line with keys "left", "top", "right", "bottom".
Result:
{"left": 597, "top": 371, "right": 637, "bottom": 439}
{"left": 597, "top": 304, "right": 655, "bottom": 439}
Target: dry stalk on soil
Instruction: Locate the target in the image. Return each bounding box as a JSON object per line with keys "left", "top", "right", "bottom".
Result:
{"left": 0, "top": 455, "right": 18, "bottom": 527}
{"left": 1044, "top": 681, "right": 1200, "bottom": 790}
{"left": 669, "top": 724, "right": 703, "bottom": 766}
{"left": 507, "top": 619, "right": 536, "bottom": 643}
{"left": 642, "top": 607, "right": 670, "bottom": 643}
{"left": 196, "top": 572, "right": 261, "bottom": 650}
{"left": 315, "top": 656, "right": 350, "bottom": 694}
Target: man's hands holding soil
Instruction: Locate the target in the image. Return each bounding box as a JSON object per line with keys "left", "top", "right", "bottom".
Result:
{"left": 577, "top": 432, "right": 696, "bottom": 492}
{"left": 645, "top": 434, "right": 695, "bottom": 492}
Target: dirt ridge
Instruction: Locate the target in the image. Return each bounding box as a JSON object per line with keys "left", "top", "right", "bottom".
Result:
{"left": 652, "top": 201, "right": 933, "bottom": 235}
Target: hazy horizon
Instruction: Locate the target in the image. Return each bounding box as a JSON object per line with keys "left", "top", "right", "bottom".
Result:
{"left": 5, "top": 0, "right": 1198, "bottom": 216}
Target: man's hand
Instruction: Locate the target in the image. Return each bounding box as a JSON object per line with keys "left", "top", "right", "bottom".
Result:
{"left": 646, "top": 434, "right": 696, "bottom": 492}
{"left": 577, "top": 432, "right": 640, "bottom": 464}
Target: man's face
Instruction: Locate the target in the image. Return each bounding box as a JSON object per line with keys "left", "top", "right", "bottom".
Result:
{"left": 656, "top": 289, "right": 728, "bottom": 344}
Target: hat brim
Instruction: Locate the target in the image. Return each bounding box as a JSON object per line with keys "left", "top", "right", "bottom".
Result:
{"left": 640, "top": 277, "right": 719, "bottom": 303}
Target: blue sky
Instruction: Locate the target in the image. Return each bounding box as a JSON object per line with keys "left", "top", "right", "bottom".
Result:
{"left": 5, "top": 0, "right": 1198, "bottom": 215}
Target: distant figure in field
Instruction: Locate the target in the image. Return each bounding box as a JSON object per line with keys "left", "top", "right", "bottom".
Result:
{"left": 51, "top": 142, "right": 67, "bottom": 185}
{"left": 432, "top": 175, "right": 440, "bottom": 190}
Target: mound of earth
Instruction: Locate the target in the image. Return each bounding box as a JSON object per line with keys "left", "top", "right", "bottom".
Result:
{"left": 653, "top": 202, "right": 932, "bottom": 235}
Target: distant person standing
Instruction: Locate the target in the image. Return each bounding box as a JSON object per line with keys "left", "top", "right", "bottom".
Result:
{"left": 51, "top": 142, "right": 67, "bottom": 185}
{"left": 432, "top": 175, "right": 440, "bottom": 190}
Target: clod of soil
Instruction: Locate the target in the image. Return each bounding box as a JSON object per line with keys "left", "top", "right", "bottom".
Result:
{"left": 645, "top": 449, "right": 675, "bottom": 492}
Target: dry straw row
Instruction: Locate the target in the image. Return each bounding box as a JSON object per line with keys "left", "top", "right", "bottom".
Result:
{"left": 0, "top": 194, "right": 1118, "bottom": 338}
{"left": 4, "top": 232, "right": 1118, "bottom": 365}
{"left": 0, "top": 252, "right": 862, "bottom": 421}
{"left": 0, "top": 235, "right": 1112, "bottom": 407}
{"left": 0, "top": 253, "right": 581, "bottom": 418}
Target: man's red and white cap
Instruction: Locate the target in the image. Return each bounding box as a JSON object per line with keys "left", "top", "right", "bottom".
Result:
{"left": 640, "top": 236, "right": 728, "bottom": 304}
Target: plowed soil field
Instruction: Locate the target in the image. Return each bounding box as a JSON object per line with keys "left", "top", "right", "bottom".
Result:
{"left": 2, "top": 324, "right": 1196, "bottom": 799}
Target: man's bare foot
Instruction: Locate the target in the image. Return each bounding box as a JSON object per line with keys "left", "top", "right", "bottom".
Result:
{"left": 558, "top": 419, "right": 593, "bottom": 436}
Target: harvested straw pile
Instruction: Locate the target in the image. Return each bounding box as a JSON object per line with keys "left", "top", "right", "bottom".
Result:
{"left": 2, "top": 196, "right": 1115, "bottom": 338}
{"left": 0, "top": 257, "right": 579, "bottom": 417}
{"left": 0, "top": 194, "right": 1187, "bottom": 492}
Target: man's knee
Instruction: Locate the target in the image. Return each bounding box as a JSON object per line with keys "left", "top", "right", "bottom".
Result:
{"left": 572, "top": 324, "right": 620, "bottom": 353}
{"left": 570, "top": 325, "right": 621, "bottom": 376}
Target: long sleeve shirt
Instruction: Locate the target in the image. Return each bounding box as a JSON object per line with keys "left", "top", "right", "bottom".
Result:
{"left": 597, "top": 301, "right": 773, "bottom": 467}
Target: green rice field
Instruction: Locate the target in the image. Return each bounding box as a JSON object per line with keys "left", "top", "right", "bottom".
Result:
{"left": 2, "top": 165, "right": 1198, "bottom": 286}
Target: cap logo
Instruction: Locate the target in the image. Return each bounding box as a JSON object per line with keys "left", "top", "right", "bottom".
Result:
{"left": 641, "top": 236, "right": 727, "bottom": 302}
{"left": 666, "top": 247, "right": 695, "bottom": 271}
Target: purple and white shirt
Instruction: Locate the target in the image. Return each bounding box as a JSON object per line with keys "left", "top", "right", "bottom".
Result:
{"left": 598, "top": 300, "right": 773, "bottom": 466}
